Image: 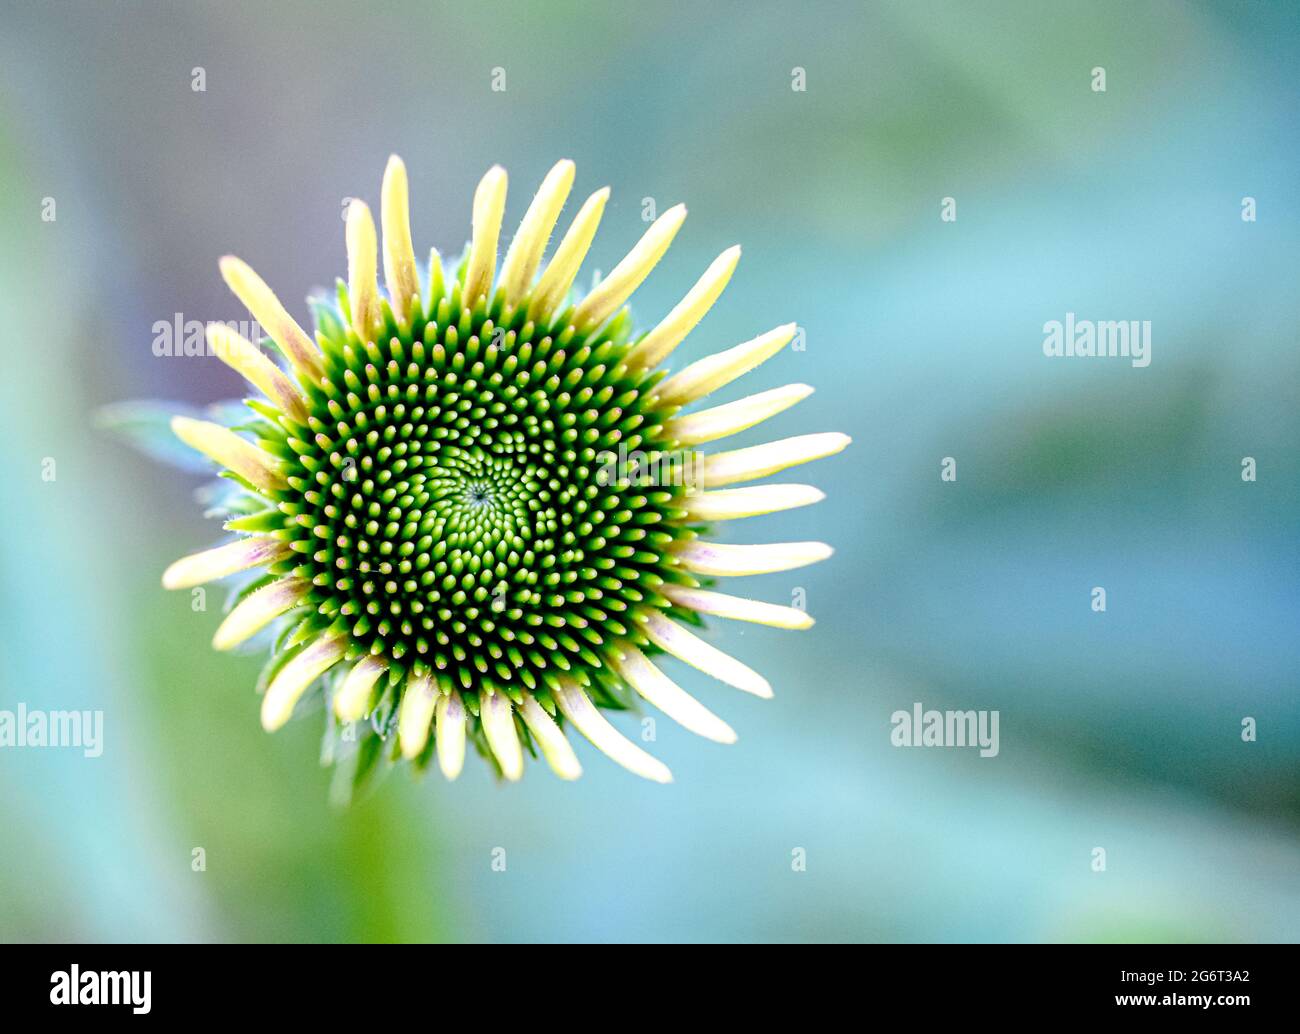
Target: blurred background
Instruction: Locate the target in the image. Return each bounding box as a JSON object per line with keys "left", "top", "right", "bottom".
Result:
{"left": 1, "top": 0, "right": 1297, "bottom": 942}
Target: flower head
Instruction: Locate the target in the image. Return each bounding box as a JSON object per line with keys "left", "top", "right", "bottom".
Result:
{"left": 161, "top": 156, "right": 848, "bottom": 788}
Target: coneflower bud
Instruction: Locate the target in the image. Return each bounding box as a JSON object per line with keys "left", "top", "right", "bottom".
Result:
{"left": 147, "top": 156, "right": 849, "bottom": 789}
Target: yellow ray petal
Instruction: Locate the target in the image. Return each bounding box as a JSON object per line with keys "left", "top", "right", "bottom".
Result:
{"left": 653, "top": 323, "right": 796, "bottom": 407}
{"left": 571, "top": 203, "right": 686, "bottom": 332}
{"left": 638, "top": 612, "right": 772, "bottom": 698}
{"left": 701, "top": 431, "right": 851, "bottom": 488}
{"left": 553, "top": 678, "right": 672, "bottom": 783}
{"left": 674, "top": 539, "right": 833, "bottom": 577}
{"left": 261, "top": 635, "right": 346, "bottom": 732}
{"left": 162, "top": 535, "right": 291, "bottom": 590}
{"left": 665, "top": 383, "right": 813, "bottom": 446}
{"left": 527, "top": 187, "right": 610, "bottom": 322}
{"left": 435, "top": 689, "right": 467, "bottom": 780}
{"left": 334, "top": 656, "right": 386, "bottom": 723}
{"left": 481, "top": 690, "right": 524, "bottom": 781}
{"left": 346, "top": 199, "right": 381, "bottom": 342}
{"left": 463, "top": 165, "right": 508, "bottom": 306}
{"left": 219, "top": 255, "right": 323, "bottom": 382}
{"left": 680, "top": 483, "right": 825, "bottom": 521}
{"left": 206, "top": 323, "right": 307, "bottom": 424}
{"left": 398, "top": 673, "right": 437, "bottom": 760}
{"left": 662, "top": 585, "right": 814, "bottom": 630}
{"left": 381, "top": 154, "right": 421, "bottom": 322}
{"left": 517, "top": 693, "right": 582, "bottom": 780}
{"left": 624, "top": 245, "right": 740, "bottom": 370}
{"left": 170, "top": 416, "right": 286, "bottom": 495}
{"left": 612, "top": 644, "right": 737, "bottom": 744}
{"left": 211, "top": 576, "right": 308, "bottom": 651}
{"left": 497, "top": 159, "right": 575, "bottom": 305}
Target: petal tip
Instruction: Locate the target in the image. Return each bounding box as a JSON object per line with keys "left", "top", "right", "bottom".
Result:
{"left": 648, "top": 763, "right": 674, "bottom": 784}
{"left": 479, "top": 165, "right": 508, "bottom": 191}
{"left": 345, "top": 197, "right": 372, "bottom": 224}
{"left": 260, "top": 694, "right": 294, "bottom": 733}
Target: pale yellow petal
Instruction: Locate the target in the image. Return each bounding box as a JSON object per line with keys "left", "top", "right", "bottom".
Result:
{"left": 612, "top": 644, "right": 736, "bottom": 744}
{"left": 334, "top": 656, "right": 386, "bottom": 723}
{"left": 206, "top": 323, "right": 307, "bottom": 424}
{"left": 662, "top": 585, "right": 814, "bottom": 630}
{"left": 435, "top": 689, "right": 467, "bottom": 780}
{"left": 527, "top": 187, "right": 609, "bottom": 322}
{"left": 463, "top": 165, "right": 508, "bottom": 306}
{"left": 653, "top": 323, "right": 796, "bottom": 407}
{"left": 170, "top": 416, "right": 286, "bottom": 495}
{"left": 398, "top": 673, "right": 437, "bottom": 760}
{"left": 665, "top": 383, "right": 813, "bottom": 446}
{"left": 261, "top": 635, "right": 346, "bottom": 732}
{"left": 624, "top": 245, "right": 740, "bottom": 370}
{"left": 211, "top": 575, "right": 308, "bottom": 651}
{"left": 638, "top": 611, "right": 772, "bottom": 698}
{"left": 219, "top": 255, "right": 323, "bottom": 382}
{"left": 701, "top": 432, "right": 851, "bottom": 488}
{"left": 674, "top": 539, "right": 833, "bottom": 577}
{"left": 162, "top": 535, "right": 291, "bottom": 590}
{"left": 517, "top": 693, "right": 582, "bottom": 780}
{"left": 571, "top": 203, "right": 686, "bottom": 332}
{"left": 497, "top": 159, "right": 575, "bottom": 304}
{"left": 680, "top": 483, "right": 825, "bottom": 521}
{"left": 553, "top": 678, "right": 672, "bottom": 783}
{"left": 346, "top": 199, "right": 381, "bottom": 342}
{"left": 481, "top": 690, "right": 524, "bottom": 781}
{"left": 381, "top": 154, "right": 421, "bottom": 322}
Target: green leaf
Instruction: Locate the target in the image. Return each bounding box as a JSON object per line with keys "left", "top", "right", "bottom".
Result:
{"left": 95, "top": 400, "right": 211, "bottom": 472}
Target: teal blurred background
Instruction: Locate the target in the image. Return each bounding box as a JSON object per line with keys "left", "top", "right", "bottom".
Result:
{"left": 1, "top": 0, "right": 1297, "bottom": 942}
